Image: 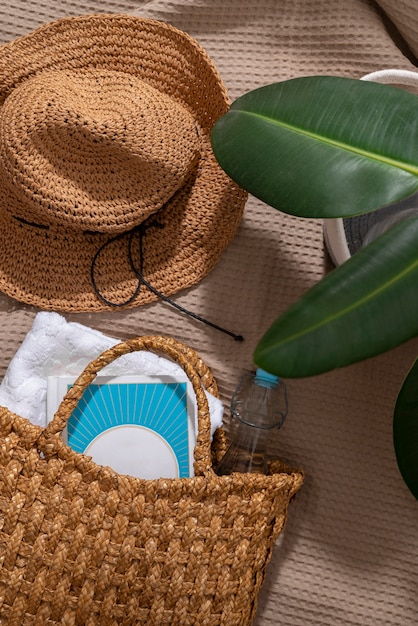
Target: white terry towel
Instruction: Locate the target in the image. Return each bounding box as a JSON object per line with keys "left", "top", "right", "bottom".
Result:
{"left": 0, "top": 312, "right": 223, "bottom": 434}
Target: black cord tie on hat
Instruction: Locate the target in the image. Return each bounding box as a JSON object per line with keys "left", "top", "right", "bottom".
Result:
{"left": 90, "top": 223, "right": 244, "bottom": 342}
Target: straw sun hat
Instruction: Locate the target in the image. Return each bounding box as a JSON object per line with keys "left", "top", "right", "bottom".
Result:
{"left": 0, "top": 14, "right": 247, "bottom": 312}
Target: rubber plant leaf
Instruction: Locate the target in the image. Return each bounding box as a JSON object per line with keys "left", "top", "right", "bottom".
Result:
{"left": 211, "top": 76, "right": 418, "bottom": 218}
{"left": 394, "top": 357, "right": 418, "bottom": 501}
{"left": 254, "top": 216, "right": 418, "bottom": 378}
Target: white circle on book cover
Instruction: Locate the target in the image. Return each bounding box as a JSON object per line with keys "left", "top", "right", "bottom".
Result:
{"left": 85, "top": 425, "right": 179, "bottom": 479}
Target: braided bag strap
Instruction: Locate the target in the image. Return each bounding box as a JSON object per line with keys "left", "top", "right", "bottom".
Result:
{"left": 39, "top": 335, "right": 217, "bottom": 477}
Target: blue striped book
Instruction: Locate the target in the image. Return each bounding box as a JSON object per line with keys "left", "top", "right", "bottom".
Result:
{"left": 47, "top": 374, "right": 196, "bottom": 479}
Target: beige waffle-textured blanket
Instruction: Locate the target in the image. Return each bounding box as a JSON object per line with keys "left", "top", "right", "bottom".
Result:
{"left": 1, "top": 1, "right": 417, "bottom": 624}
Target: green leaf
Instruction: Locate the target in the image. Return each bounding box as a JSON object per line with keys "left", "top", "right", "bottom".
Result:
{"left": 394, "top": 358, "right": 418, "bottom": 501}
{"left": 254, "top": 216, "right": 418, "bottom": 377}
{"left": 211, "top": 76, "right": 418, "bottom": 218}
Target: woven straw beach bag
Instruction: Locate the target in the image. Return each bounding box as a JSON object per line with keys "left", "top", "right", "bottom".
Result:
{"left": 0, "top": 335, "right": 303, "bottom": 625}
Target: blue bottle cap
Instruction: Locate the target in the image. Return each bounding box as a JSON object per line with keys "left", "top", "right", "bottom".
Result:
{"left": 255, "top": 368, "right": 279, "bottom": 389}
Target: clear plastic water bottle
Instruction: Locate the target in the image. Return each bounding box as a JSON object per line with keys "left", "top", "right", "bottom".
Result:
{"left": 215, "top": 368, "right": 288, "bottom": 475}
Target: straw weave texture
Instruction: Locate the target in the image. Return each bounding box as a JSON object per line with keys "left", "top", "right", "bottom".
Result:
{"left": 0, "top": 1, "right": 417, "bottom": 625}
{"left": 0, "top": 14, "right": 247, "bottom": 311}
{"left": 0, "top": 336, "right": 303, "bottom": 625}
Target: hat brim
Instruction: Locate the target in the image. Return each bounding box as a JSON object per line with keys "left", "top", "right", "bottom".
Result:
{"left": 0, "top": 14, "right": 247, "bottom": 311}
{"left": 0, "top": 14, "right": 229, "bottom": 128}
{"left": 0, "top": 140, "right": 246, "bottom": 312}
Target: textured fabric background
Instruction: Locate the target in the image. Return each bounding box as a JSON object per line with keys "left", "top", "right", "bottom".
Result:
{"left": 0, "top": 1, "right": 417, "bottom": 624}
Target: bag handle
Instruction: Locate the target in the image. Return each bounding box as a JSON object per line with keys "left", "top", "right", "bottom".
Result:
{"left": 39, "top": 335, "right": 217, "bottom": 477}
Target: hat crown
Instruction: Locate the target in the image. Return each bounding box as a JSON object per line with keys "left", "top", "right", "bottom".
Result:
{"left": 0, "top": 69, "right": 201, "bottom": 232}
